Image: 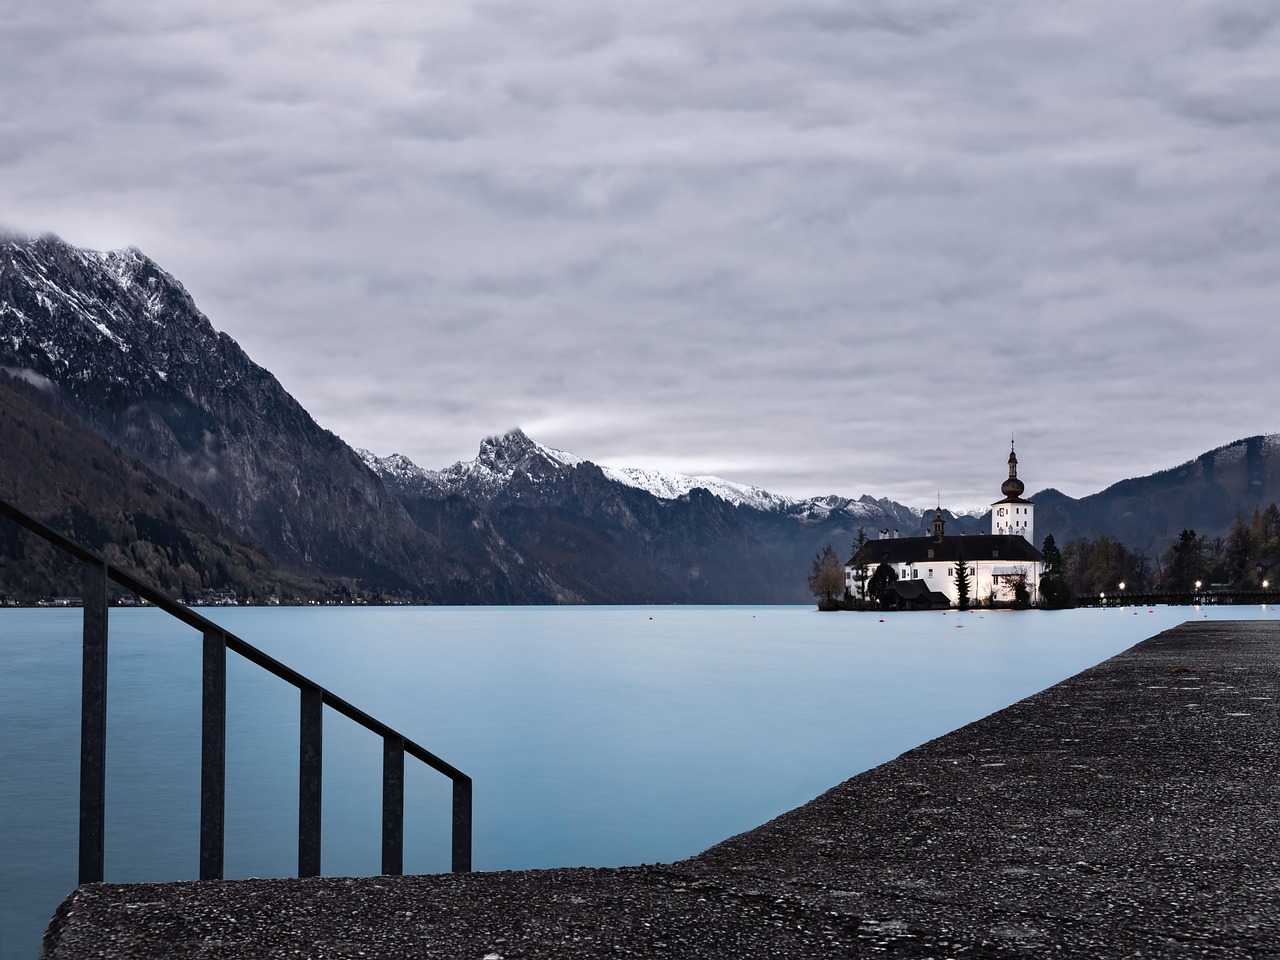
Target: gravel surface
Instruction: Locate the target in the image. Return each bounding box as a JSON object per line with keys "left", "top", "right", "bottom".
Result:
{"left": 41, "top": 620, "right": 1280, "bottom": 959}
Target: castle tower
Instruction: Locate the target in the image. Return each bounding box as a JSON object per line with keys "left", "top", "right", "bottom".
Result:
{"left": 991, "top": 441, "right": 1034, "bottom": 543}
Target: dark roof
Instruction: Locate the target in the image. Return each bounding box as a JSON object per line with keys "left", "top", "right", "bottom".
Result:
{"left": 849, "top": 534, "right": 1043, "bottom": 567}
{"left": 892, "top": 580, "right": 952, "bottom": 606}
{"left": 991, "top": 495, "right": 1035, "bottom": 505}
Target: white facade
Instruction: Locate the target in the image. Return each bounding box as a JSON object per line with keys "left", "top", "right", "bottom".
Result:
{"left": 846, "top": 544, "right": 1041, "bottom": 607}
{"left": 992, "top": 502, "right": 1034, "bottom": 540}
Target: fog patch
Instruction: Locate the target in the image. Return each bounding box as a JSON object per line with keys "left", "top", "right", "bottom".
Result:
{"left": 1, "top": 366, "right": 55, "bottom": 392}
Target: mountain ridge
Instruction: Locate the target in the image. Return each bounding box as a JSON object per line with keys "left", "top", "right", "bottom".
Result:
{"left": 4, "top": 232, "right": 1278, "bottom": 603}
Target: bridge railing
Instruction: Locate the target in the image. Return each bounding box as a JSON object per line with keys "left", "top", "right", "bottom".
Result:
{"left": 1075, "top": 590, "right": 1278, "bottom": 608}
{"left": 0, "top": 498, "right": 471, "bottom": 884}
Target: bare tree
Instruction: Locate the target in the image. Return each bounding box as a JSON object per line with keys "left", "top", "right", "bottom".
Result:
{"left": 807, "top": 544, "right": 845, "bottom": 606}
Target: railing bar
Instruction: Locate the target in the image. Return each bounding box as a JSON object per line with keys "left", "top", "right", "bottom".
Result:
{"left": 403, "top": 742, "right": 470, "bottom": 782}
{"left": 298, "top": 686, "right": 323, "bottom": 878}
{"left": 0, "top": 500, "right": 102, "bottom": 567}
{"left": 3, "top": 496, "right": 474, "bottom": 879}
{"left": 224, "top": 634, "right": 318, "bottom": 692}
{"left": 451, "top": 777, "right": 473, "bottom": 874}
{"left": 200, "top": 628, "right": 227, "bottom": 881}
{"left": 381, "top": 737, "right": 404, "bottom": 876}
{"left": 0, "top": 500, "right": 464, "bottom": 776}
{"left": 78, "top": 558, "right": 109, "bottom": 885}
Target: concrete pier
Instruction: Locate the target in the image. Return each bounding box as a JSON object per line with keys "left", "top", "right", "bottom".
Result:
{"left": 41, "top": 620, "right": 1280, "bottom": 958}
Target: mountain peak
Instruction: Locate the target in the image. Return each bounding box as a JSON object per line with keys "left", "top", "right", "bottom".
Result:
{"left": 474, "top": 428, "right": 584, "bottom": 475}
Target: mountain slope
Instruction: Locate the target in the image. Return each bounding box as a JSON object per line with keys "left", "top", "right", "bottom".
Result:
{"left": 0, "top": 368, "right": 300, "bottom": 601}
{"left": 363, "top": 429, "right": 962, "bottom": 603}
{"left": 0, "top": 234, "right": 476, "bottom": 595}
{"left": 367, "top": 432, "right": 797, "bottom": 602}
{"left": 1025, "top": 435, "right": 1280, "bottom": 557}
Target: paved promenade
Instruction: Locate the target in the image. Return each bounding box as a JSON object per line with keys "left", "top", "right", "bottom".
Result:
{"left": 42, "top": 620, "right": 1280, "bottom": 958}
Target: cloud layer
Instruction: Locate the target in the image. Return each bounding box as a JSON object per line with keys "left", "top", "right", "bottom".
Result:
{"left": 4, "top": 0, "right": 1278, "bottom": 507}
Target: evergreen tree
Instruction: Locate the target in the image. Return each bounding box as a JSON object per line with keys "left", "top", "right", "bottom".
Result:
{"left": 866, "top": 562, "right": 898, "bottom": 609}
{"left": 1223, "top": 514, "right": 1255, "bottom": 587}
{"left": 1162, "top": 529, "right": 1208, "bottom": 591}
{"left": 953, "top": 547, "right": 971, "bottom": 611}
{"left": 1038, "top": 533, "right": 1073, "bottom": 608}
{"left": 850, "top": 527, "right": 870, "bottom": 604}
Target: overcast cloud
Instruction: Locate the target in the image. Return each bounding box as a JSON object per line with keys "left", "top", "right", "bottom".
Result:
{"left": 3, "top": 0, "right": 1278, "bottom": 509}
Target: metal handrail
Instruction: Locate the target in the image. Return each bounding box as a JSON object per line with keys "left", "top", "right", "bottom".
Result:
{"left": 0, "top": 497, "right": 472, "bottom": 883}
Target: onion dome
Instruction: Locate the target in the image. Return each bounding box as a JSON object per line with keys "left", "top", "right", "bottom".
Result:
{"left": 1001, "top": 443, "right": 1025, "bottom": 498}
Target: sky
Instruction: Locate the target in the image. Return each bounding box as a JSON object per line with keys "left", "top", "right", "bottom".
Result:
{"left": 3, "top": 0, "right": 1278, "bottom": 510}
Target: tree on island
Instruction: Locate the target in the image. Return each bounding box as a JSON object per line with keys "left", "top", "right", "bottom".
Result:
{"left": 953, "top": 547, "right": 971, "bottom": 611}
{"left": 850, "top": 527, "right": 870, "bottom": 604}
{"left": 807, "top": 544, "right": 845, "bottom": 607}
{"left": 866, "top": 561, "right": 898, "bottom": 609}
{"left": 1010, "top": 569, "right": 1031, "bottom": 607}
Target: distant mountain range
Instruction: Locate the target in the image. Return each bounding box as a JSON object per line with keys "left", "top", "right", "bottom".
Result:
{"left": 2, "top": 233, "right": 1278, "bottom": 603}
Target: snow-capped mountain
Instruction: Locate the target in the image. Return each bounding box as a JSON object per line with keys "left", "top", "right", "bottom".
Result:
{"left": 360, "top": 429, "right": 588, "bottom": 501}
{"left": 0, "top": 233, "right": 526, "bottom": 598}
{"left": 360, "top": 428, "right": 928, "bottom": 528}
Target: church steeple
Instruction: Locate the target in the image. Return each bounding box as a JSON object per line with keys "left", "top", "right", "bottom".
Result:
{"left": 992, "top": 440, "right": 1034, "bottom": 543}
{"left": 932, "top": 496, "right": 946, "bottom": 541}
{"left": 1001, "top": 440, "right": 1025, "bottom": 499}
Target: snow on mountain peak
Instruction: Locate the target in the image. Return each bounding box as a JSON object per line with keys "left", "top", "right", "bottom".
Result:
{"left": 359, "top": 428, "right": 907, "bottom": 524}
{"left": 474, "top": 427, "right": 584, "bottom": 475}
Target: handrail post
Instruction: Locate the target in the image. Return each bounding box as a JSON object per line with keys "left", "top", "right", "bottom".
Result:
{"left": 299, "top": 686, "right": 323, "bottom": 877}
{"left": 381, "top": 735, "right": 404, "bottom": 876}
{"left": 200, "top": 628, "right": 227, "bottom": 880}
{"left": 452, "top": 776, "right": 472, "bottom": 873}
{"left": 79, "top": 558, "right": 109, "bottom": 885}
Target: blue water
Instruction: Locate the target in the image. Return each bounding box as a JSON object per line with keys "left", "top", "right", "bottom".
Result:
{"left": 1, "top": 603, "right": 1276, "bottom": 957}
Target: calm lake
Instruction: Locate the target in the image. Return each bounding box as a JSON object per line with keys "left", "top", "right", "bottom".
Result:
{"left": 2, "top": 603, "right": 1276, "bottom": 956}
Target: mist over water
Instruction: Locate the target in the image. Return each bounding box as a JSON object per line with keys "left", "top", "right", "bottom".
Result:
{"left": 2, "top": 603, "right": 1275, "bottom": 956}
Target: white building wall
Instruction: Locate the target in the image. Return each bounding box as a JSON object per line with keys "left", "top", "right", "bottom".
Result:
{"left": 992, "top": 502, "right": 1035, "bottom": 544}
{"left": 847, "top": 559, "right": 1042, "bottom": 606}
